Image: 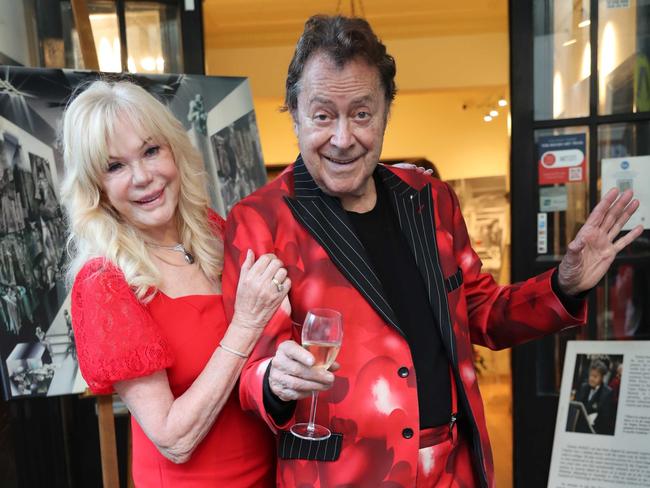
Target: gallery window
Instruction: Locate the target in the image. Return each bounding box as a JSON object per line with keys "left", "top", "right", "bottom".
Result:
{"left": 62, "top": 0, "right": 184, "bottom": 73}
{"left": 0, "top": 0, "right": 184, "bottom": 73}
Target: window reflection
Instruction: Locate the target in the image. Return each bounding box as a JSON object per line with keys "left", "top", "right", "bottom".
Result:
{"left": 88, "top": 2, "right": 121, "bottom": 73}
{"left": 598, "top": 122, "right": 650, "bottom": 255}
{"left": 598, "top": 0, "right": 650, "bottom": 114}
{"left": 596, "top": 121, "right": 650, "bottom": 339}
{"left": 597, "top": 263, "right": 650, "bottom": 340}
{"left": 21, "top": 1, "right": 182, "bottom": 74}
{"left": 534, "top": 0, "right": 591, "bottom": 120}
{"left": 125, "top": 1, "right": 182, "bottom": 74}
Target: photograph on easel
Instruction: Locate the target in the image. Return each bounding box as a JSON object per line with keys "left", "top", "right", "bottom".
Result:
{"left": 565, "top": 353, "right": 623, "bottom": 436}
{"left": 0, "top": 66, "right": 267, "bottom": 400}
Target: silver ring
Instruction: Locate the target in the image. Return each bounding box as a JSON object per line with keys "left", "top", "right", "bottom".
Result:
{"left": 272, "top": 277, "right": 283, "bottom": 292}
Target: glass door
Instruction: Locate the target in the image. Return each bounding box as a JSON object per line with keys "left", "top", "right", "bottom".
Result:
{"left": 510, "top": 0, "right": 650, "bottom": 486}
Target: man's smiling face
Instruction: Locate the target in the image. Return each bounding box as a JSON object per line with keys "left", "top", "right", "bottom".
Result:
{"left": 293, "top": 52, "right": 388, "bottom": 210}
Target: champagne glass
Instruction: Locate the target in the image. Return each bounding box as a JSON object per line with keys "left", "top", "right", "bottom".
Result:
{"left": 290, "top": 308, "right": 343, "bottom": 440}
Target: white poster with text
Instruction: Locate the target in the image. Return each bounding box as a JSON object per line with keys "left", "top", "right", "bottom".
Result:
{"left": 548, "top": 341, "right": 650, "bottom": 488}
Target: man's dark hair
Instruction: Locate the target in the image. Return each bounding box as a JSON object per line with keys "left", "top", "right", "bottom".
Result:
{"left": 590, "top": 360, "right": 608, "bottom": 377}
{"left": 284, "top": 15, "right": 397, "bottom": 113}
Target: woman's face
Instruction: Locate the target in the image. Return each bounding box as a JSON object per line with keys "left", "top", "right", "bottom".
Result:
{"left": 101, "top": 118, "right": 180, "bottom": 242}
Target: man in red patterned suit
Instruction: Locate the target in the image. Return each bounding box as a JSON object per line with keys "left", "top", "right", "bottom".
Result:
{"left": 222, "top": 15, "right": 642, "bottom": 488}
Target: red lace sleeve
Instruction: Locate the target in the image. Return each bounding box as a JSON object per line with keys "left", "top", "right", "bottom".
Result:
{"left": 71, "top": 259, "right": 174, "bottom": 394}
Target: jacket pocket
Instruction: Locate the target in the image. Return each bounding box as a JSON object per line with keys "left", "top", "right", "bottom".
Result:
{"left": 278, "top": 430, "right": 343, "bottom": 461}
{"left": 444, "top": 267, "right": 463, "bottom": 293}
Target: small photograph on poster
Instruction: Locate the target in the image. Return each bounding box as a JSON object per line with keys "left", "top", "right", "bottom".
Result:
{"left": 537, "top": 134, "right": 587, "bottom": 185}
{"left": 601, "top": 155, "right": 649, "bottom": 230}
{"left": 210, "top": 111, "right": 266, "bottom": 214}
{"left": 565, "top": 353, "right": 623, "bottom": 436}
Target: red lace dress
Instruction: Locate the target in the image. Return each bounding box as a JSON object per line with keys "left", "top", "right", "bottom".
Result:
{"left": 70, "top": 218, "right": 275, "bottom": 487}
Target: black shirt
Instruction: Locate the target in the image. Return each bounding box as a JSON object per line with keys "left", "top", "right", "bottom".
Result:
{"left": 346, "top": 173, "right": 452, "bottom": 428}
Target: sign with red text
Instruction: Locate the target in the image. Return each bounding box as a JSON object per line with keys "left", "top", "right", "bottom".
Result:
{"left": 538, "top": 134, "right": 587, "bottom": 185}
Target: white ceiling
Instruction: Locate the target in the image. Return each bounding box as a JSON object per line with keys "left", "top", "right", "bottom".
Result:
{"left": 203, "top": 0, "right": 508, "bottom": 49}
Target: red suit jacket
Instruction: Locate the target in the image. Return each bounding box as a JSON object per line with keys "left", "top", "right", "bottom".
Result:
{"left": 222, "top": 157, "right": 586, "bottom": 488}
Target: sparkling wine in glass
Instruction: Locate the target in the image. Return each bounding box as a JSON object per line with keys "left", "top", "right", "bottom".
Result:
{"left": 290, "top": 308, "right": 343, "bottom": 440}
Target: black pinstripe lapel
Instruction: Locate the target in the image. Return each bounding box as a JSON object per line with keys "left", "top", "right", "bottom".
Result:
{"left": 284, "top": 157, "right": 402, "bottom": 334}
{"left": 377, "top": 165, "right": 457, "bottom": 366}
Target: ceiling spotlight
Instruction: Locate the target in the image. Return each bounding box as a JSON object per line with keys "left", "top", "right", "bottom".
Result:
{"left": 563, "top": 39, "right": 577, "bottom": 47}
{"left": 489, "top": 110, "right": 499, "bottom": 117}
{"left": 484, "top": 115, "right": 493, "bottom": 122}
{"left": 498, "top": 98, "right": 508, "bottom": 107}
{"left": 578, "top": 20, "right": 591, "bottom": 28}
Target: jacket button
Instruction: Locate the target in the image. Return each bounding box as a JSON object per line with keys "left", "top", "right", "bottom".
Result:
{"left": 402, "top": 428, "right": 414, "bottom": 439}
{"left": 398, "top": 367, "right": 409, "bottom": 378}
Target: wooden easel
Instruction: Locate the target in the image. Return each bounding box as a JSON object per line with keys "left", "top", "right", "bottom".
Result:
{"left": 96, "top": 395, "right": 121, "bottom": 488}
{"left": 70, "top": 3, "right": 124, "bottom": 486}
{"left": 70, "top": 0, "right": 99, "bottom": 71}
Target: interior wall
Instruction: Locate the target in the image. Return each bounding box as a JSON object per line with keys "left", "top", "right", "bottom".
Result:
{"left": 384, "top": 88, "right": 509, "bottom": 180}
{"left": 206, "top": 32, "right": 510, "bottom": 180}
{"left": 253, "top": 88, "right": 509, "bottom": 181}
{"left": 205, "top": 32, "right": 509, "bottom": 97}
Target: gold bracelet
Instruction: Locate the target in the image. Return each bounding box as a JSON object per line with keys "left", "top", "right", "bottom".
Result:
{"left": 219, "top": 342, "right": 249, "bottom": 359}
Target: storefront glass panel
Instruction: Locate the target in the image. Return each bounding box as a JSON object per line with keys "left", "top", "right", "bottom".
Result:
{"left": 596, "top": 262, "right": 650, "bottom": 340}
{"left": 87, "top": 1, "right": 121, "bottom": 72}
{"left": 596, "top": 121, "right": 650, "bottom": 339}
{"left": 598, "top": 0, "right": 650, "bottom": 115}
{"left": 125, "top": 1, "right": 182, "bottom": 74}
{"left": 534, "top": 0, "right": 591, "bottom": 120}
{"left": 597, "top": 121, "right": 650, "bottom": 255}
{"left": 4, "top": 1, "right": 182, "bottom": 73}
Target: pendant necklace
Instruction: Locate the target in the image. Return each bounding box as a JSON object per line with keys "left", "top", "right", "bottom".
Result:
{"left": 146, "top": 242, "right": 195, "bottom": 264}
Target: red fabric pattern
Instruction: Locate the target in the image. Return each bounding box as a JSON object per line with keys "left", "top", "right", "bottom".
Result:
{"left": 222, "top": 164, "right": 587, "bottom": 487}
{"left": 416, "top": 432, "right": 477, "bottom": 488}
{"left": 71, "top": 258, "right": 174, "bottom": 394}
{"left": 71, "top": 210, "right": 276, "bottom": 487}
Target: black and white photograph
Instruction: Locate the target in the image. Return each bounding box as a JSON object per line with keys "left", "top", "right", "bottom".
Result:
{"left": 210, "top": 110, "right": 266, "bottom": 213}
{"left": 0, "top": 66, "right": 266, "bottom": 399}
{"left": 565, "top": 353, "right": 623, "bottom": 436}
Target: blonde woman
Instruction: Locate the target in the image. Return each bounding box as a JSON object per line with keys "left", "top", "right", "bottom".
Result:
{"left": 61, "top": 80, "right": 289, "bottom": 487}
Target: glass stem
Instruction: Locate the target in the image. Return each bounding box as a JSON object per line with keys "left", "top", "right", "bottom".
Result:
{"left": 307, "top": 391, "right": 319, "bottom": 433}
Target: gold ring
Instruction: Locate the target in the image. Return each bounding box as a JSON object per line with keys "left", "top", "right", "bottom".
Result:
{"left": 272, "top": 277, "right": 283, "bottom": 292}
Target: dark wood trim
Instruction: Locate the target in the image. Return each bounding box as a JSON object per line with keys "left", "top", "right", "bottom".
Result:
{"left": 510, "top": 0, "right": 560, "bottom": 486}
{"left": 180, "top": 0, "right": 205, "bottom": 74}
{"left": 533, "top": 111, "right": 650, "bottom": 128}
{"left": 97, "top": 396, "right": 119, "bottom": 488}
{"left": 116, "top": 0, "right": 129, "bottom": 72}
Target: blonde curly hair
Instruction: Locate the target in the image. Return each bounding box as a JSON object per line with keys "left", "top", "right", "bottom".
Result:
{"left": 60, "top": 80, "right": 223, "bottom": 300}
